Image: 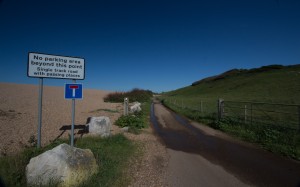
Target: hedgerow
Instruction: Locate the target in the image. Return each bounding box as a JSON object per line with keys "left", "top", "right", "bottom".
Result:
{"left": 104, "top": 88, "right": 153, "bottom": 103}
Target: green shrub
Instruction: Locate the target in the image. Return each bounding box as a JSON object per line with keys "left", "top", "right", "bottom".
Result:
{"left": 115, "top": 114, "right": 145, "bottom": 129}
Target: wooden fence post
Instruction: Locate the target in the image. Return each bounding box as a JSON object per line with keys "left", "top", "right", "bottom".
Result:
{"left": 244, "top": 105, "right": 247, "bottom": 124}
{"left": 250, "top": 103, "right": 253, "bottom": 125}
{"left": 298, "top": 106, "right": 300, "bottom": 132}
{"left": 200, "top": 100, "right": 203, "bottom": 113}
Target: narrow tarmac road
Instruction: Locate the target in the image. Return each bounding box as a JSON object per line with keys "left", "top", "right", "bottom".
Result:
{"left": 151, "top": 101, "right": 300, "bottom": 187}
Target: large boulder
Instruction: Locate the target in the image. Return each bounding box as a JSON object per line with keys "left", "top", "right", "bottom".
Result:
{"left": 130, "top": 102, "right": 142, "bottom": 113}
{"left": 26, "top": 143, "right": 98, "bottom": 187}
{"left": 87, "top": 116, "right": 111, "bottom": 137}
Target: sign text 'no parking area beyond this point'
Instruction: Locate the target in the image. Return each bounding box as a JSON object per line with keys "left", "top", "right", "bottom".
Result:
{"left": 28, "top": 52, "right": 85, "bottom": 80}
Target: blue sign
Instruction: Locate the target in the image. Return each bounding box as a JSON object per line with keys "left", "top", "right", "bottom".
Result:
{"left": 65, "top": 83, "right": 83, "bottom": 99}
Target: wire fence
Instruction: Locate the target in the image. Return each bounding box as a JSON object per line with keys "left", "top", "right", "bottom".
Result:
{"left": 163, "top": 98, "right": 300, "bottom": 132}
{"left": 219, "top": 100, "right": 300, "bottom": 131}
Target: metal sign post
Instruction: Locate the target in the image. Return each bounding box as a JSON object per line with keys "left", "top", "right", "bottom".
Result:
{"left": 71, "top": 80, "right": 76, "bottom": 147}
{"left": 37, "top": 78, "right": 43, "bottom": 148}
{"left": 64, "top": 82, "right": 83, "bottom": 147}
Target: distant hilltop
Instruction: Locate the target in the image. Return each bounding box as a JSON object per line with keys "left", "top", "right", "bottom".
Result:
{"left": 191, "top": 64, "right": 300, "bottom": 86}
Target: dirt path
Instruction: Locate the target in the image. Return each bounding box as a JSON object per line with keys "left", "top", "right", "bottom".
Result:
{"left": 125, "top": 128, "right": 169, "bottom": 187}
{"left": 151, "top": 101, "right": 300, "bottom": 187}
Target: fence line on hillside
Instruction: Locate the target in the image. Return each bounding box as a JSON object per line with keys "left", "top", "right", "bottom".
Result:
{"left": 163, "top": 98, "right": 300, "bottom": 131}
{"left": 164, "top": 98, "right": 205, "bottom": 113}
{"left": 219, "top": 100, "right": 300, "bottom": 131}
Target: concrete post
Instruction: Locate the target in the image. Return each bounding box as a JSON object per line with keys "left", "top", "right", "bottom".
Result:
{"left": 124, "top": 98, "right": 129, "bottom": 116}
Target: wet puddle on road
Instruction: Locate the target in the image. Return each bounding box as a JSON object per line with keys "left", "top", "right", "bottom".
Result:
{"left": 150, "top": 102, "right": 239, "bottom": 159}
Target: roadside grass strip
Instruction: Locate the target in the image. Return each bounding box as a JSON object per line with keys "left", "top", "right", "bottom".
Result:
{"left": 0, "top": 134, "right": 137, "bottom": 187}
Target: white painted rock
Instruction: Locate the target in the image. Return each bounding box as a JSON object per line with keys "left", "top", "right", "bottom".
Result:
{"left": 26, "top": 143, "right": 98, "bottom": 187}
{"left": 87, "top": 116, "right": 111, "bottom": 137}
{"left": 121, "top": 126, "right": 129, "bottom": 132}
{"left": 130, "top": 102, "right": 142, "bottom": 113}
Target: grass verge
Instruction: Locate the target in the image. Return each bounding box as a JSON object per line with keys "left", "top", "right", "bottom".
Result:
{"left": 0, "top": 134, "right": 137, "bottom": 187}
{"left": 218, "top": 119, "right": 300, "bottom": 160}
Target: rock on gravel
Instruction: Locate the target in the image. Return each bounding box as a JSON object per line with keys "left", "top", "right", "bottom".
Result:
{"left": 87, "top": 116, "right": 111, "bottom": 137}
{"left": 26, "top": 143, "right": 98, "bottom": 187}
{"left": 130, "top": 102, "right": 142, "bottom": 113}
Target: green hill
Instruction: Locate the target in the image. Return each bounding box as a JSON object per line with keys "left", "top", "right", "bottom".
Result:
{"left": 162, "top": 64, "right": 300, "bottom": 160}
{"left": 165, "top": 64, "right": 300, "bottom": 104}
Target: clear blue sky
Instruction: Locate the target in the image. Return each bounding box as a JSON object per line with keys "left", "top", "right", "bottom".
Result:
{"left": 0, "top": 0, "right": 299, "bottom": 92}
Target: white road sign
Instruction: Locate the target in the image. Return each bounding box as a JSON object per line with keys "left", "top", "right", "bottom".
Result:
{"left": 28, "top": 52, "right": 85, "bottom": 80}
